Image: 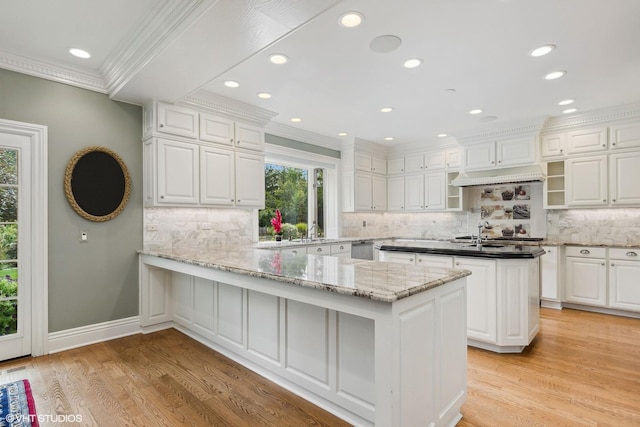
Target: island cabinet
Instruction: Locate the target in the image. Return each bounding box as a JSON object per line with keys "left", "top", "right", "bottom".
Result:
{"left": 139, "top": 250, "right": 469, "bottom": 427}
{"left": 378, "top": 249, "right": 540, "bottom": 353}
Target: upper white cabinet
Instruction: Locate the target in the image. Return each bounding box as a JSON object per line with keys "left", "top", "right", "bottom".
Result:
{"left": 610, "top": 121, "right": 640, "bottom": 150}
{"left": 200, "top": 113, "right": 264, "bottom": 152}
{"left": 200, "top": 146, "right": 235, "bottom": 205}
{"left": 355, "top": 152, "right": 386, "bottom": 174}
{"left": 387, "top": 176, "right": 405, "bottom": 211}
{"left": 404, "top": 172, "right": 446, "bottom": 211}
{"left": 566, "top": 127, "right": 608, "bottom": 154}
{"left": 566, "top": 155, "right": 608, "bottom": 207}
{"left": 463, "top": 137, "right": 536, "bottom": 170}
{"left": 387, "top": 157, "right": 405, "bottom": 174}
{"left": 149, "top": 138, "right": 199, "bottom": 205}
{"left": 541, "top": 133, "right": 566, "bottom": 158}
{"left": 609, "top": 151, "right": 640, "bottom": 205}
{"left": 354, "top": 172, "right": 386, "bottom": 211}
{"left": 425, "top": 151, "right": 446, "bottom": 170}
{"left": 446, "top": 148, "right": 462, "bottom": 169}
{"left": 156, "top": 103, "right": 199, "bottom": 139}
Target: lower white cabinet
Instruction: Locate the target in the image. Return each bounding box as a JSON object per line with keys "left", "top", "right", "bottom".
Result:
{"left": 564, "top": 247, "right": 608, "bottom": 307}
{"left": 306, "top": 242, "right": 352, "bottom": 257}
{"left": 540, "top": 246, "right": 561, "bottom": 309}
{"left": 416, "top": 254, "right": 454, "bottom": 268}
{"left": 608, "top": 248, "right": 640, "bottom": 311}
{"left": 378, "top": 251, "right": 416, "bottom": 264}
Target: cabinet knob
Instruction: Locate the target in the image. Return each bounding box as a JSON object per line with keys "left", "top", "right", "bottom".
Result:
{"left": 560, "top": 149, "right": 564, "bottom": 153}
{"left": 339, "top": 245, "right": 344, "bottom": 249}
{"left": 602, "top": 144, "right": 606, "bottom": 147}
{"left": 237, "top": 200, "right": 241, "bottom": 202}
{"left": 612, "top": 142, "right": 616, "bottom": 146}
{"left": 455, "top": 262, "right": 460, "bottom": 266}
{"left": 613, "top": 199, "right": 616, "bottom": 202}
{"left": 627, "top": 251, "right": 638, "bottom": 257}
{"left": 401, "top": 206, "right": 404, "bottom": 209}
{"left": 237, "top": 140, "right": 241, "bottom": 145}
{"left": 498, "top": 160, "right": 502, "bottom": 163}
{"left": 601, "top": 262, "right": 605, "bottom": 266}
{"left": 317, "top": 248, "right": 323, "bottom": 252}
{"left": 491, "top": 160, "right": 495, "bottom": 164}
{"left": 603, "top": 199, "right": 607, "bottom": 203}
{"left": 230, "top": 138, "right": 234, "bottom": 143}
{"left": 401, "top": 169, "right": 404, "bottom": 171}
{"left": 292, "top": 250, "right": 297, "bottom": 254}
{"left": 418, "top": 258, "right": 422, "bottom": 262}
{"left": 160, "top": 195, "right": 165, "bottom": 199}
{"left": 611, "top": 263, "right": 615, "bottom": 266}
{"left": 231, "top": 199, "right": 234, "bottom": 202}
{"left": 159, "top": 123, "right": 164, "bottom": 128}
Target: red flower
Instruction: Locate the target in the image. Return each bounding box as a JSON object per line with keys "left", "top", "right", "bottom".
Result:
{"left": 270, "top": 209, "right": 282, "bottom": 234}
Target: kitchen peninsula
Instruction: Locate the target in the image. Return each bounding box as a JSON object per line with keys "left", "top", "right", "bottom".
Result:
{"left": 138, "top": 247, "right": 471, "bottom": 427}
{"left": 378, "top": 240, "right": 544, "bottom": 353}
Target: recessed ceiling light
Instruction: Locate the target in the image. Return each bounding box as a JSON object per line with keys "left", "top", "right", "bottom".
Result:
{"left": 269, "top": 54, "right": 289, "bottom": 65}
{"left": 257, "top": 92, "right": 272, "bottom": 99}
{"left": 437, "top": 133, "right": 448, "bottom": 138}
{"left": 558, "top": 99, "right": 575, "bottom": 106}
{"left": 224, "top": 80, "right": 239, "bottom": 88}
{"left": 469, "top": 109, "right": 483, "bottom": 115}
{"left": 545, "top": 70, "right": 566, "bottom": 80}
{"left": 380, "top": 107, "right": 393, "bottom": 113}
{"left": 384, "top": 137, "right": 394, "bottom": 141}
{"left": 530, "top": 44, "right": 556, "bottom": 57}
{"left": 290, "top": 117, "right": 302, "bottom": 123}
{"left": 563, "top": 108, "right": 578, "bottom": 114}
{"left": 339, "top": 12, "right": 364, "bottom": 28}
{"left": 68, "top": 48, "right": 91, "bottom": 59}
{"left": 403, "top": 58, "right": 422, "bottom": 69}
{"left": 338, "top": 132, "right": 348, "bottom": 137}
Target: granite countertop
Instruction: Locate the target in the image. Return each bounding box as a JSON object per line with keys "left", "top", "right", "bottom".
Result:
{"left": 377, "top": 240, "right": 546, "bottom": 259}
{"left": 139, "top": 246, "right": 471, "bottom": 303}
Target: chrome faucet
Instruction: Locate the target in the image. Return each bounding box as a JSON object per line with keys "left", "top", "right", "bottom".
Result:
{"left": 475, "top": 222, "right": 488, "bottom": 248}
{"left": 308, "top": 222, "right": 317, "bottom": 241}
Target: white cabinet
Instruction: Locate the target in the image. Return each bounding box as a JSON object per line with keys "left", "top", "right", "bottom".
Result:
{"left": 566, "top": 155, "right": 608, "bottom": 207}
{"left": 355, "top": 152, "right": 386, "bottom": 174}
{"left": 463, "top": 137, "right": 536, "bottom": 171}
{"left": 145, "top": 138, "right": 264, "bottom": 208}
{"left": 610, "top": 121, "right": 640, "bottom": 150}
{"left": 354, "top": 172, "right": 386, "bottom": 211}
{"left": 543, "top": 160, "right": 567, "bottom": 209}
{"left": 234, "top": 122, "right": 265, "bottom": 152}
{"left": 446, "top": 148, "right": 462, "bottom": 169}
{"left": 608, "top": 248, "right": 640, "bottom": 312}
{"left": 564, "top": 247, "right": 607, "bottom": 307}
{"left": 156, "top": 102, "right": 199, "bottom": 139}
{"left": 404, "top": 172, "right": 446, "bottom": 211}
{"left": 455, "top": 257, "right": 497, "bottom": 344}
{"left": 566, "top": 127, "right": 608, "bottom": 154}
{"left": 387, "top": 176, "right": 405, "bottom": 211}
{"left": 378, "top": 251, "right": 416, "bottom": 264}
{"left": 199, "top": 113, "right": 264, "bottom": 151}
{"left": 416, "top": 254, "right": 454, "bottom": 268}
{"left": 405, "top": 155, "right": 424, "bottom": 173}
{"left": 387, "top": 157, "right": 405, "bottom": 174}
{"left": 155, "top": 138, "right": 199, "bottom": 205}
{"left": 609, "top": 151, "right": 640, "bottom": 206}
{"left": 425, "top": 150, "right": 446, "bottom": 170}
{"left": 541, "top": 133, "right": 566, "bottom": 158}
{"left": 540, "top": 246, "right": 561, "bottom": 308}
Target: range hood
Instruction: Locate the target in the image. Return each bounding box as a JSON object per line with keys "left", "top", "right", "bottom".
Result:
{"left": 451, "top": 165, "right": 546, "bottom": 187}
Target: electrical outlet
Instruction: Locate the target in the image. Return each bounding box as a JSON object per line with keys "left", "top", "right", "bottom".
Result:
{"left": 362, "top": 220, "right": 367, "bottom": 227}
{"left": 80, "top": 231, "right": 88, "bottom": 242}
{"left": 145, "top": 224, "right": 158, "bottom": 231}
{"left": 201, "top": 223, "right": 211, "bottom": 230}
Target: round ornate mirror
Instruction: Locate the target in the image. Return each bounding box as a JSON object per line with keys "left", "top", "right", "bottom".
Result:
{"left": 64, "top": 146, "right": 131, "bottom": 222}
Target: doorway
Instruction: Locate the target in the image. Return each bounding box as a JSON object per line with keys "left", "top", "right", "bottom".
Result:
{"left": 0, "top": 119, "right": 48, "bottom": 359}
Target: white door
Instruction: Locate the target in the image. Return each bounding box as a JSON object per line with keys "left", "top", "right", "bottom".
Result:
{"left": 0, "top": 134, "right": 31, "bottom": 359}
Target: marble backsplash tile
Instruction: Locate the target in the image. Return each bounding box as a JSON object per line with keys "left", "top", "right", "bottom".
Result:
{"left": 144, "top": 207, "right": 254, "bottom": 250}
{"left": 546, "top": 208, "right": 640, "bottom": 245}
{"left": 341, "top": 212, "right": 471, "bottom": 239}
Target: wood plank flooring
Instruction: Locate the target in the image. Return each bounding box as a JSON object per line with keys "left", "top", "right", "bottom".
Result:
{"left": 0, "top": 307, "right": 638, "bottom": 426}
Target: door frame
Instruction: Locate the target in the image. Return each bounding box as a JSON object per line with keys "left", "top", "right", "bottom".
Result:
{"left": 0, "top": 118, "right": 48, "bottom": 356}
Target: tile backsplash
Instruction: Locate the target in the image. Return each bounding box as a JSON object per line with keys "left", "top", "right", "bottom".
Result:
{"left": 546, "top": 208, "right": 640, "bottom": 245}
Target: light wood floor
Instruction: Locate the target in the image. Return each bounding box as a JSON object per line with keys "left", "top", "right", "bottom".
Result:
{"left": 1, "top": 308, "right": 639, "bottom": 426}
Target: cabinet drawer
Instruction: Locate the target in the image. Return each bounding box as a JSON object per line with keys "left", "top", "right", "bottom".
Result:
{"left": 565, "top": 246, "right": 607, "bottom": 258}
{"left": 609, "top": 248, "right": 640, "bottom": 260}
{"left": 306, "top": 245, "right": 329, "bottom": 255}
{"left": 331, "top": 243, "right": 351, "bottom": 254}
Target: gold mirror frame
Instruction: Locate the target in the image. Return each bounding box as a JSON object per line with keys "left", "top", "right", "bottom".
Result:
{"left": 64, "top": 146, "right": 131, "bottom": 222}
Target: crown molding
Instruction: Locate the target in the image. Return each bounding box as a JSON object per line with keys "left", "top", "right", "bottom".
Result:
{"left": 541, "top": 103, "right": 640, "bottom": 133}
{"left": 101, "top": 0, "right": 214, "bottom": 97}
{"left": 456, "top": 117, "right": 547, "bottom": 145}
{"left": 181, "top": 91, "right": 278, "bottom": 127}
{"left": 265, "top": 121, "right": 342, "bottom": 151}
{"left": 0, "top": 49, "right": 107, "bottom": 93}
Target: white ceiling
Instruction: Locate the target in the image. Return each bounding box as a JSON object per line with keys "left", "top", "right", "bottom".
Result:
{"left": 2, "top": 0, "right": 640, "bottom": 147}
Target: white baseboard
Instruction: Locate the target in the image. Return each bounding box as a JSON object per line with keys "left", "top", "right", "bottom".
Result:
{"left": 48, "top": 316, "right": 141, "bottom": 354}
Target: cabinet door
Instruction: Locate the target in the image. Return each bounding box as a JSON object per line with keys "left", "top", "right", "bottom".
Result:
{"left": 156, "top": 139, "right": 198, "bottom": 204}
{"left": 387, "top": 176, "right": 405, "bottom": 211}
{"left": 541, "top": 133, "right": 566, "bottom": 158}
{"left": 234, "top": 122, "right": 264, "bottom": 152}
{"left": 372, "top": 175, "right": 387, "bottom": 210}
{"left": 355, "top": 152, "right": 372, "bottom": 172}
{"left": 387, "top": 158, "right": 405, "bottom": 174}
{"left": 199, "top": 113, "right": 234, "bottom": 146}
{"left": 235, "top": 152, "right": 265, "bottom": 207}
{"left": 609, "top": 259, "right": 640, "bottom": 312}
{"left": 425, "top": 150, "right": 446, "bottom": 170}
{"left": 405, "top": 155, "right": 425, "bottom": 173}
{"left": 404, "top": 174, "right": 424, "bottom": 210}
{"left": 379, "top": 251, "right": 415, "bottom": 264}
{"left": 566, "top": 127, "right": 608, "bottom": 154}
{"left": 200, "top": 146, "right": 234, "bottom": 205}
{"left": 540, "top": 246, "right": 559, "bottom": 301}
{"left": 564, "top": 256, "right": 607, "bottom": 306}
{"left": 609, "top": 152, "right": 640, "bottom": 206}
{"left": 455, "top": 257, "right": 497, "bottom": 343}
{"left": 445, "top": 148, "right": 462, "bottom": 169}
{"left": 464, "top": 142, "right": 495, "bottom": 170}
{"left": 157, "top": 103, "right": 198, "bottom": 138}
{"left": 497, "top": 136, "right": 536, "bottom": 166}
{"left": 424, "top": 172, "right": 446, "bottom": 210}
{"left": 416, "top": 254, "right": 454, "bottom": 268}
{"left": 566, "top": 155, "right": 608, "bottom": 206}
{"left": 371, "top": 156, "right": 387, "bottom": 174}
{"left": 611, "top": 121, "right": 640, "bottom": 150}
{"left": 354, "top": 172, "right": 373, "bottom": 210}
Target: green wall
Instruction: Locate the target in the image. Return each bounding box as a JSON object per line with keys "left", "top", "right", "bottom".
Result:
{"left": 0, "top": 69, "right": 143, "bottom": 332}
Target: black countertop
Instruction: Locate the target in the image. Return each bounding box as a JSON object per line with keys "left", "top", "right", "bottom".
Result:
{"left": 377, "top": 240, "right": 545, "bottom": 259}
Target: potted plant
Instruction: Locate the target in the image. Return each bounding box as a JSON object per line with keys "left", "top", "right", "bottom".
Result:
{"left": 271, "top": 209, "right": 283, "bottom": 241}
